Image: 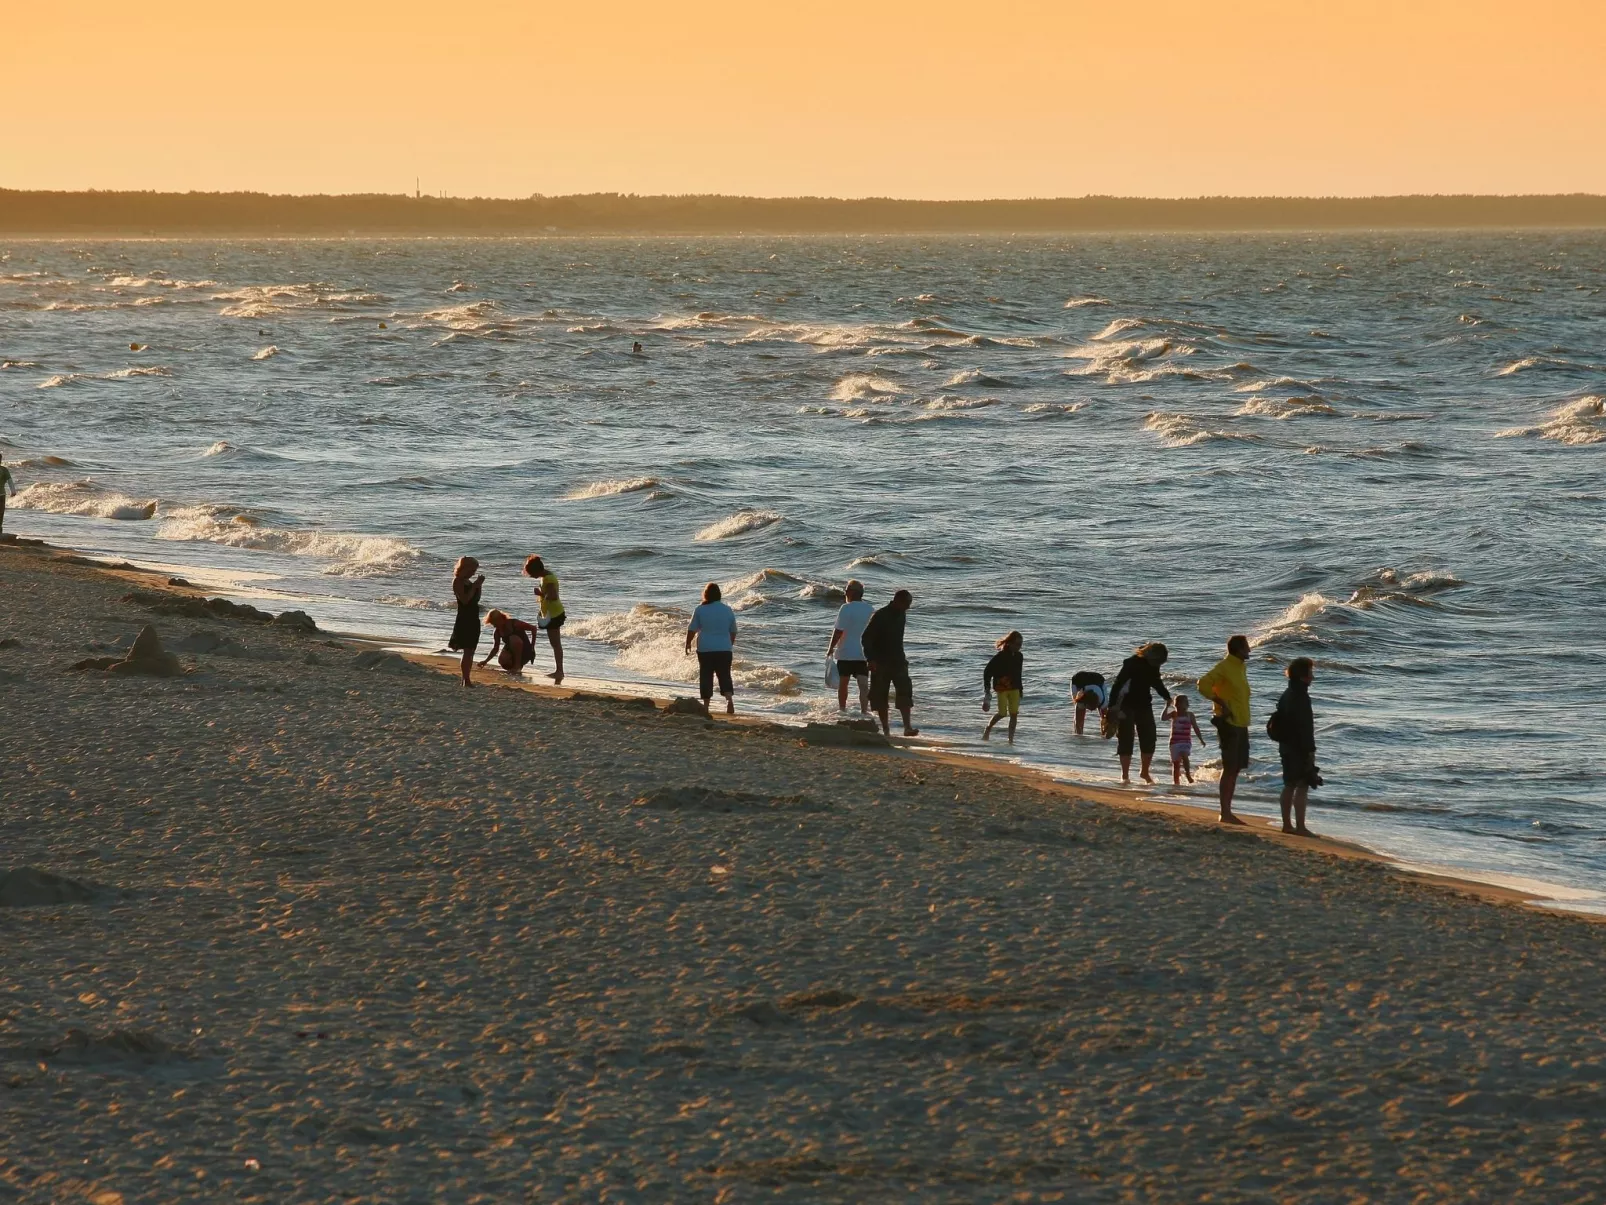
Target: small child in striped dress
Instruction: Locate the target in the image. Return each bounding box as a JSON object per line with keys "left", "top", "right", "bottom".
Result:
{"left": 1161, "top": 694, "right": 1208, "bottom": 785}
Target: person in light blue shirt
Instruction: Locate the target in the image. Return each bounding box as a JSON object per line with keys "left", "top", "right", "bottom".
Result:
{"left": 827, "top": 579, "right": 874, "bottom": 714}
{"left": 685, "top": 582, "right": 738, "bottom": 715}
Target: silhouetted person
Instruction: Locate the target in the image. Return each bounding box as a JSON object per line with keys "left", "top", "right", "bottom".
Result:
{"left": 448, "top": 556, "right": 484, "bottom": 687}
{"left": 480, "top": 609, "right": 539, "bottom": 676}
{"left": 1070, "top": 669, "right": 1107, "bottom": 735}
{"left": 827, "top": 579, "right": 873, "bottom": 713}
{"left": 0, "top": 453, "right": 14, "bottom": 536}
{"left": 524, "top": 555, "right": 565, "bottom": 685}
{"left": 1108, "top": 642, "right": 1170, "bottom": 783}
{"left": 982, "top": 630, "right": 1025, "bottom": 744}
{"left": 863, "top": 589, "right": 918, "bottom": 737}
{"left": 1199, "top": 634, "right": 1252, "bottom": 825}
{"left": 1273, "top": 657, "right": 1319, "bottom": 836}
{"left": 632, "top": 341, "right": 643, "bottom": 354}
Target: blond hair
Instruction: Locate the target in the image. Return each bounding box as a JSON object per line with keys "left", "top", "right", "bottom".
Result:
{"left": 454, "top": 556, "right": 479, "bottom": 579}
{"left": 484, "top": 608, "right": 508, "bottom": 627}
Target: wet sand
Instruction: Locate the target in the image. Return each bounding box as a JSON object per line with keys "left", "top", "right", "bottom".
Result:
{"left": 5, "top": 539, "right": 1606, "bottom": 1202}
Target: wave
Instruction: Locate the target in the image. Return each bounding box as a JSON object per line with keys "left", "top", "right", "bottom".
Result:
{"left": 103, "top": 276, "right": 218, "bottom": 290}
{"left": 1143, "top": 412, "right": 1261, "bottom": 449}
{"left": 694, "top": 508, "right": 783, "bottom": 541}
{"left": 155, "top": 505, "right": 422, "bottom": 577}
{"left": 12, "top": 480, "right": 157, "bottom": 521}
{"left": 13, "top": 454, "right": 75, "bottom": 468}
{"left": 1234, "top": 396, "right": 1337, "bottom": 419}
{"left": 567, "top": 603, "right": 800, "bottom": 694}
{"left": 1063, "top": 296, "right": 1110, "bottom": 308}
{"left": 563, "top": 476, "right": 663, "bottom": 500}
{"left": 1495, "top": 396, "right": 1605, "bottom": 446}
{"left": 214, "top": 284, "right": 388, "bottom": 319}
{"left": 944, "top": 368, "right": 1014, "bottom": 389}
{"left": 38, "top": 366, "right": 171, "bottom": 389}
{"left": 198, "top": 441, "right": 287, "bottom": 463}
{"left": 251, "top": 345, "right": 281, "bottom": 360}
{"left": 829, "top": 373, "right": 903, "bottom": 402}
{"left": 1021, "top": 401, "right": 1087, "bottom": 418}
{"left": 375, "top": 594, "right": 454, "bottom": 612}
{"left": 1494, "top": 355, "right": 1587, "bottom": 377}
{"left": 1252, "top": 568, "right": 1463, "bottom": 650}
{"left": 2, "top": 359, "right": 43, "bottom": 369}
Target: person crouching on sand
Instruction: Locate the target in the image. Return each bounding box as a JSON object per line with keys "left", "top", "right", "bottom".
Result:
{"left": 685, "top": 582, "right": 738, "bottom": 715}
{"left": 448, "top": 556, "right": 484, "bottom": 687}
{"left": 480, "top": 609, "right": 539, "bottom": 676}
{"left": 982, "top": 630, "right": 1025, "bottom": 744}
{"left": 524, "top": 555, "right": 565, "bottom": 685}
{"left": 1161, "top": 694, "right": 1207, "bottom": 785}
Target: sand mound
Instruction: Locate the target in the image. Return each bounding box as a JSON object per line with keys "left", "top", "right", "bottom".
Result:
{"left": 353, "top": 650, "right": 423, "bottom": 675}
{"left": 39, "top": 1028, "right": 192, "bottom": 1067}
{"left": 0, "top": 866, "right": 102, "bottom": 907}
{"left": 633, "top": 787, "right": 826, "bottom": 813}
{"left": 801, "top": 721, "right": 888, "bottom": 748}
{"left": 272, "top": 610, "right": 319, "bottom": 633}
{"left": 661, "top": 697, "right": 708, "bottom": 716}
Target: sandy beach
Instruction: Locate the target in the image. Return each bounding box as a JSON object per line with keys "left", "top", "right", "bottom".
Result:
{"left": 5, "top": 540, "right": 1606, "bottom": 1203}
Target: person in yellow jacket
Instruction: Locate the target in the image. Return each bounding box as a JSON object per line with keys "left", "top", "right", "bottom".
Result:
{"left": 1197, "top": 634, "right": 1252, "bottom": 825}
{"left": 524, "top": 555, "right": 566, "bottom": 685}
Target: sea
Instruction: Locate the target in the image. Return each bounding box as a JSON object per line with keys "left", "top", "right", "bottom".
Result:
{"left": 3, "top": 234, "right": 1604, "bottom": 907}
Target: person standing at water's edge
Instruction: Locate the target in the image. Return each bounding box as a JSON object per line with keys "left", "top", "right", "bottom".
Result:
{"left": 827, "top": 579, "right": 873, "bottom": 714}
{"left": 1108, "top": 642, "right": 1170, "bottom": 784}
{"left": 447, "top": 556, "right": 484, "bottom": 688}
{"left": 1198, "top": 634, "right": 1252, "bottom": 826}
{"left": 524, "top": 555, "right": 565, "bottom": 686}
{"left": 685, "top": 582, "right": 738, "bottom": 716}
{"left": 863, "top": 589, "right": 919, "bottom": 738}
{"left": 0, "top": 453, "right": 15, "bottom": 536}
{"left": 1272, "top": 657, "right": 1320, "bottom": 836}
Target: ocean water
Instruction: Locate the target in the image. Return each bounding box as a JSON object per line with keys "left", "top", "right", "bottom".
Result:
{"left": 3, "top": 234, "right": 1604, "bottom": 905}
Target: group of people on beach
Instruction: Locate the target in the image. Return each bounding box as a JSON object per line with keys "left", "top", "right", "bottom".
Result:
{"left": 448, "top": 555, "right": 566, "bottom": 687}
{"left": 448, "top": 565, "right": 1323, "bottom": 835}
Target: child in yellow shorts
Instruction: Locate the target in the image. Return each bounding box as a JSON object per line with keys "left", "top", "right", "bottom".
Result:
{"left": 982, "top": 630, "right": 1025, "bottom": 745}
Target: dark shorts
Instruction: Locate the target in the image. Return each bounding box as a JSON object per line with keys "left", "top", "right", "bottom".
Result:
{"left": 1281, "top": 749, "right": 1316, "bottom": 787}
{"left": 543, "top": 612, "right": 565, "bottom": 633}
{"left": 1116, "top": 706, "right": 1156, "bottom": 759}
{"left": 697, "top": 650, "right": 734, "bottom": 699}
{"left": 836, "top": 659, "right": 869, "bottom": 678}
{"left": 870, "top": 661, "right": 913, "bottom": 711}
{"left": 1215, "top": 720, "right": 1250, "bottom": 772}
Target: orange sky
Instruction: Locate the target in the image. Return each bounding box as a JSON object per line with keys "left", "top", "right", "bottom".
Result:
{"left": 6, "top": 0, "right": 1604, "bottom": 198}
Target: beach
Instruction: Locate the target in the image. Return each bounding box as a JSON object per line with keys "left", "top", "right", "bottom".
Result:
{"left": 5, "top": 541, "right": 1606, "bottom": 1202}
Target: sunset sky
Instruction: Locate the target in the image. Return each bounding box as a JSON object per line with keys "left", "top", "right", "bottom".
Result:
{"left": 7, "top": 0, "right": 1604, "bottom": 199}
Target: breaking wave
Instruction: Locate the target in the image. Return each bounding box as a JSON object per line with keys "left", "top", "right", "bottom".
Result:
{"left": 11, "top": 481, "right": 157, "bottom": 521}
{"left": 567, "top": 603, "right": 800, "bottom": 694}
{"left": 38, "top": 366, "right": 171, "bottom": 388}
{"left": 1495, "top": 397, "right": 1605, "bottom": 446}
{"left": 156, "top": 505, "right": 422, "bottom": 577}
{"left": 563, "top": 476, "right": 663, "bottom": 500}
{"left": 694, "top": 509, "right": 784, "bottom": 541}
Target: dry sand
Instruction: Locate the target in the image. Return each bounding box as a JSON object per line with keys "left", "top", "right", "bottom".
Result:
{"left": 4, "top": 540, "right": 1606, "bottom": 1202}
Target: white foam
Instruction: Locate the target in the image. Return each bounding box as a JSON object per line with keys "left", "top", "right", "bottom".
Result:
{"left": 1234, "top": 396, "right": 1337, "bottom": 419}
{"left": 37, "top": 366, "right": 170, "bottom": 389}
{"left": 562, "top": 476, "right": 662, "bottom": 500}
{"left": 252, "top": 345, "right": 281, "bottom": 360}
{"left": 568, "top": 603, "right": 801, "bottom": 694}
{"left": 12, "top": 480, "right": 156, "bottom": 521}
{"left": 829, "top": 373, "right": 902, "bottom": 403}
{"left": 694, "top": 509, "right": 783, "bottom": 541}
{"left": 156, "top": 505, "right": 422, "bottom": 577}
{"left": 1250, "top": 592, "right": 1338, "bottom": 648}
{"left": 1063, "top": 296, "right": 1110, "bottom": 308}
{"left": 1495, "top": 396, "right": 1605, "bottom": 445}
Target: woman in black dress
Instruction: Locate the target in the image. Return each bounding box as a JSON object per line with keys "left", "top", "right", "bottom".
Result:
{"left": 1108, "top": 641, "right": 1171, "bottom": 784}
{"left": 448, "top": 556, "right": 484, "bottom": 687}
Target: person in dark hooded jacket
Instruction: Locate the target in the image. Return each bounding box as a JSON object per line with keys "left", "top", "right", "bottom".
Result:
{"left": 1107, "top": 642, "right": 1170, "bottom": 784}
{"left": 1273, "top": 656, "right": 1318, "bottom": 835}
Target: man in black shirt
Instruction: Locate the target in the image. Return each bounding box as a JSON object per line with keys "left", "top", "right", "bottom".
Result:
{"left": 862, "top": 589, "right": 918, "bottom": 737}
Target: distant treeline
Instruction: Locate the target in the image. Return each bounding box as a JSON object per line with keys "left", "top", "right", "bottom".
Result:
{"left": 4, "top": 190, "right": 1606, "bottom": 235}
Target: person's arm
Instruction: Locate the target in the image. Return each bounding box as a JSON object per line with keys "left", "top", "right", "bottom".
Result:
{"left": 685, "top": 611, "right": 699, "bottom": 654}
{"left": 1161, "top": 701, "right": 1176, "bottom": 720}
{"left": 478, "top": 629, "right": 501, "bottom": 666}
{"left": 727, "top": 609, "right": 737, "bottom": 647}
{"left": 828, "top": 629, "right": 844, "bottom": 656}
{"left": 1197, "top": 663, "right": 1221, "bottom": 707}
{"left": 1192, "top": 715, "right": 1207, "bottom": 744}
{"left": 1150, "top": 661, "right": 1171, "bottom": 702}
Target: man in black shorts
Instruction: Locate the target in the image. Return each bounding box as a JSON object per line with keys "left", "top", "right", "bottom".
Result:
{"left": 862, "top": 589, "right": 918, "bottom": 738}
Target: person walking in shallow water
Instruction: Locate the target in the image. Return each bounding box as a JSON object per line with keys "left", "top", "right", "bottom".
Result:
{"left": 1108, "top": 642, "right": 1170, "bottom": 784}
{"left": 1199, "top": 634, "right": 1253, "bottom": 825}
{"left": 982, "top": 630, "right": 1025, "bottom": 744}
{"left": 524, "top": 555, "right": 565, "bottom": 685}
{"left": 685, "top": 582, "right": 738, "bottom": 715}
{"left": 1272, "top": 656, "right": 1320, "bottom": 836}
{"left": 863, "top": 589, "right": 919, "bottom": 738}
{"left": 447, "top": 556, "right": 484, "bottom": 687}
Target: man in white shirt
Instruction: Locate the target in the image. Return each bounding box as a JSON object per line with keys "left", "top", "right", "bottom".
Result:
{"left": 684, "top": 581, "right": 739, "bottom": 715}
{"left": 826, "top": 579, "right": 874, "bottom": 713}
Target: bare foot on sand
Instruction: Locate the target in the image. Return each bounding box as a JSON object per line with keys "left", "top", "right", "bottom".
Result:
{"left": 725, "top": 698, "right": 735, "bottom": 715}
{"left": 903, "top": 727, "right": 920, "bottom": 737}
{"left": 1295, "top": 825, "right": 1314, "bottom": 837}
{"left": 1220, "top": 814, "right": 1248, "bottom": 826}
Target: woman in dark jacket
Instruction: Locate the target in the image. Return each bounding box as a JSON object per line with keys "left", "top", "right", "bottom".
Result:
{"left": 1108, "top": 642, "right": 1171, "bottom": 784}
{"left": 1273, "top": 657, "right": 1318, "bottom": 835}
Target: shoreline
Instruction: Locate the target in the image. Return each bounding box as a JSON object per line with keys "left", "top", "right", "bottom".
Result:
{"left": 5, "top": 529, "right": 1588, "bottom": 922}
{"left": 10, "top": 531, "right": 1606, "bottom": 1199}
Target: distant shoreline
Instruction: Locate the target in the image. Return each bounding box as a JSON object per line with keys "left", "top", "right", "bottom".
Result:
{"left": 5, "top": 190, "right": 1606, "bottom": 235}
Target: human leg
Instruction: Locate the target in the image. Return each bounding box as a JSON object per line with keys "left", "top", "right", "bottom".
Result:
{"left": 894, "top": 667, "right": 918, "bottom": 736}
{"left": 1116, "top": 717, "right": 1135, "bottom": 782}
{"left": 1137, "top": 709, "right": 1157, "bottom": 784}
{"left": 697, "top": 651, "right": 716, "bottom": 709}
{"left": 715, "top": 653, "right": 735, "bottom": 713}
{"left": 545, "top": 617, "right": 564, "bottom": 684}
